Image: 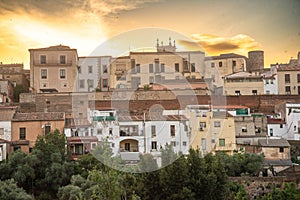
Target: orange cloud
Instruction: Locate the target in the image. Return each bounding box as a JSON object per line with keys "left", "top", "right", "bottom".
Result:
{"left": 178, "top": 34, "right": 261, "bottom": 56}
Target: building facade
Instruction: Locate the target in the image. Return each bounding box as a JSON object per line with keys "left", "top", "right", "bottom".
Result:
{"left": 29, "top": 45, "right": 78, "bottom": 93}
{"left": 77, "top": 56, "right": 112, "bottom": 92}
{"left": 223, "top": 71, "right": 264, "bottom": 95}
{"left": 11, "top": 112, "right": 65, "bottom": 153}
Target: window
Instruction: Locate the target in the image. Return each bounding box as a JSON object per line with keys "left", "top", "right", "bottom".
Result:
{"left": 232, "top": 60, "right": 236, "bottom": 67}
{"left": 183, "top": 141, "right": 187, "bottom": 146}
{"left": 91, "top": 142, "right": 97, "bottom": 149}
{"left": 298, "top": 74, "right": 300, "bottom": 83}
{"left": 88, "top": 66, "right": 93, "bottom": 73}
{"left": 40, "top": 55, "right": 46, "bottom": 64}
{"left": 175, "top": 63, "right": 179, "bottom": 72}
{"left": 60, "top": 69, "right": 66, "bottom": 79}
{"left": 242, "top": 127, "right": 247, "bottom": 132}
{"left": 219, "top": 139, "right": 225, "bottom": 146}
{"left": 131, "top": 59, "right": 136, "bottom": 72}
{"left": 88, "top": 80, "right": 94, "bottom": 89}
{"left": 19, "top": 128, "right": 26, "bottom": 140}
{"left": 151, "top": 141, "right": 157, "bottom": 150}
{"left": 155, "top": 59, "right": 160, "bottom": 72}
{"left": 170, "top": 125, "right": 175, "bottom": 137}
{"left": 298, "top": 86, "right": 300, "bottom": 95}
{"left": 151, "top": 125, "right": 156, "bottom": 137}
{"left": 219, "top": 62, "right": 222, "bottom": 67}
{"left": 294, "top": 126, "right": 297, "bottom": 132}
{"left": 111, "top": 143, "right": 115, "bottom": 148}
{"left": 109, "top": 128, "right": 112, "bottom": 135}
{"left": 183, "top": 59, "right": 188, "bottom": 71}
{"left": 280, "top": 124, "right": 283, "bottom": 128}
{"left": 149, "top": 64, "right": 153, "bottom": 73}
{"left": 199, "top": 122, "right": 206, "bottom": 131}
{"left": 103, "top": 65, "right": 108, "bottom": 74}
{"left": 149, "top": 76, "right": 154, "bottom": 84}
{"left": 235, "top": 90, "right": 241, "bottom": 96}
{"left": 266, "top": 80, "right": 269, "bottom": 84}
{"left": 45, "top": 125, "right": 51, "bottom": 135}
{"left": 161, "top": 63, "right": 165, "bottom": 72}
{"left": 191, "top": 63, "right": 196, "bottom": 72}
{"left": 41, "top": 69, "right": 47, "bottom": 79}
{"left": 252, "top": 90, "right": 257, "bottom": 95}
{"left": 266, "top": 90, "right": 270, "bottom": 94}
{"left": 269, "top": 128, "right": 273, "bottom": 136}
{"left": 279, "top": 147, "right": 284, "bottom": 153}
{"left": 171, "top": 141, "right": 176, "bottom": 147}
{"left": 136, "top": 64, "right": 140, "bottom": 73}
{"left": 97, "top": 129, "right": 102, "bottom": 135}
{"left": 285, "top": 86, "right": 291, "bottom": 94}
{"left": 103, "top": 79, "right": 108, "bottom": 88}
{"left": 0, "top": 128, "right": 4, "bottom": 135}
{"left": 270, "top": 80, "right": 274, "bottom": 84}
{"left": 79, "top": 80, "right": 85, "bottom": 88}
{"left": 214, "top": 121, "right": 221, "bottom": 127}
{"left": 78, "top": 66, "right": 81, "bottom": 74}
{"left": 285, "top": 74, "right": 290, "bottom": 83}
{"left": 211, "top": 62, "right": 215, "bottom": 68}
{"left": 201, "top": 138, "right": 206, "bottom": 150}
{"left": 60, "top": 55, "right": 66, "bottom": 64}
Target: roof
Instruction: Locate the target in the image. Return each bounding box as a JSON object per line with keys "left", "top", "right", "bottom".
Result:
{"left": 0, "top": 106, "right": 17, "bottom": 121}
{"left": 225, "top": 71, "right": 262, "bottom": 79}
{"left": 12, "top": 112, "right": 65, "bottom": 121}
{"left": 267, "top": 118, "right": 285, "bottom": 124}
{"left": 118, "top": 114, "right": 187, "bottom": 122}
{"left": 29, "top": 45, "right": 77, "bottom": 51}
{"left": 205, "top": 53, "right": 247, "bottom": 61}
{"left": 258, "top": 138, "right": 290, "bottom": 147}
{"left": 263, "top": 159, "right": 293, "bottom": 166}
{"left": 277, "top": 65, "right": 300, "bottom": 71}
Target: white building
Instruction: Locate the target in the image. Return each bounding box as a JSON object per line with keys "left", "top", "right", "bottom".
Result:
{"left": 0, "top": 106, "right": 17, "bottom": 161}
{"left": 88, "top": 109, "right": 190, "bottom": 164}
{"left": 267, "top": 103, "right": 300, "bottom": 140}
{"left": 263, "top": 66, "right": 278, "bottom": 94}
{"left": 77, "top": 56, "right": 112, "bottom": 92}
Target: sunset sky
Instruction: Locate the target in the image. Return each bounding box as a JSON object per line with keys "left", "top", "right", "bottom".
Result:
{"left": 0, "top": 0, "right": 299, "bottom": 68}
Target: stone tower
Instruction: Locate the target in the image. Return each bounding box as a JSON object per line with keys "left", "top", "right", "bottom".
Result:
{"left": 247, "top": 50, "right": 264, "bottom": 72}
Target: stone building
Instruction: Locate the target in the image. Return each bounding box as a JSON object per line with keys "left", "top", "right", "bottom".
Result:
{"left": 0, "top": 63, "right": 29, "bottom": 90}
{"left": 29, "top": 45, "right": 78, "bottom": 93}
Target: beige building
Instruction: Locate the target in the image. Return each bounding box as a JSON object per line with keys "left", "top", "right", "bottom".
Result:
{"left": 110, "top": 41, "right": 205, "bottom": 89}
{"left": 10, "top": 112, "right": 65, "bottom": 153}
{"left": 29, "top": 45, "right": 78, "bottom": 93}
{"left": 204, "top": 53, "right": 247, "bottom": 88}
{"left": 186, "top": 105, "right": 237, "bottom": 156}
{"left": 276, "top": 65, "right": 300, "bottom": 95}
{"left": 223, "top": 71, "right": 264, "bottom": 95}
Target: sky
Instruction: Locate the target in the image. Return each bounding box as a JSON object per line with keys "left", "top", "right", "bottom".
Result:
{"left": 0, "top": 0, "right": 299, "bottom": 69}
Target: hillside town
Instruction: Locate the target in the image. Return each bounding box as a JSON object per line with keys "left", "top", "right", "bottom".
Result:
{"left": 0, "top": 39, "right": 300, "bottom": 174}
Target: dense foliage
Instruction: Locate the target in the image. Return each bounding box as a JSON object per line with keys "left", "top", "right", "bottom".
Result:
{"left": 0, "top": 130, "right": 297, "bottom": 199}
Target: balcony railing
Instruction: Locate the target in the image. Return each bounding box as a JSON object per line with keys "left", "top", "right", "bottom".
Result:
{"left": 120, "top": 130, "right": 139, "bottom": 137}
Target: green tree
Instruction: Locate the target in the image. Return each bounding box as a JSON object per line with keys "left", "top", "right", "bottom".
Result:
{"left": 13, "top": 84, "right": 25, "bottom": 102}
{"left": 0, "top": 179, "right": 33, "bottom": 200}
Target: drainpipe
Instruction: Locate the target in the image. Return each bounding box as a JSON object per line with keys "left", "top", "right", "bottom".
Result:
{"left": 143, "top": 112, "right": 146, "bottom": 153}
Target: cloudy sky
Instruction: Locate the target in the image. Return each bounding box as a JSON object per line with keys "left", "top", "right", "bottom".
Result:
{"left": 0, "top": 0, "right": 299, "bottom": 68}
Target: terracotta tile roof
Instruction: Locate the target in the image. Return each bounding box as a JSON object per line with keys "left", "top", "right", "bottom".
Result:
{"left": 267, "top": 118, "right": 285, "bottom": 124}
{"left": 29, "top": 45, "right": 76, "bottom": 51}
{"left": 277, "top": 65, "right": 300, "bottom": 71}
{"left": 12, "top": 112, "right": 65, "bottom": 121}
{"left": 205, "top": 53, "right": 247, "bottom": 61}
{"left": 118, "top": 113, "right": 187, "bottom": 122}
{"left": 258, "top": 138, "right": 290, "bottom": 147}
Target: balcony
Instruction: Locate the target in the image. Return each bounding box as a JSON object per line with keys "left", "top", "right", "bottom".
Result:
{"left": 93, "top": 116, "right": 116, "bottom": 121}
{"left": 33, "top": 61, "right": 73, "bottom": 66}
{"left": 119, "top": 130, "right": 139, "bottom": 137}
{"left": 10, "top": 140, "right": 30, "bottom": 146}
